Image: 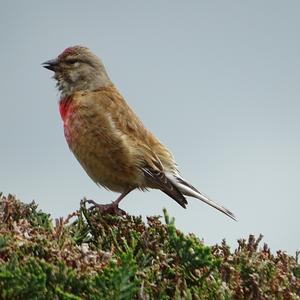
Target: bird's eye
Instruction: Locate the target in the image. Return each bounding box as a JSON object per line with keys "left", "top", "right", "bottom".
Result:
{"left": 66, "top": 59, "right": 77, "bottom": 65}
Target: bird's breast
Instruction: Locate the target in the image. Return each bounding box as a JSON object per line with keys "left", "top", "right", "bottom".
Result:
{"left": 58, "top": 97, "right": 145, "bottom": 191}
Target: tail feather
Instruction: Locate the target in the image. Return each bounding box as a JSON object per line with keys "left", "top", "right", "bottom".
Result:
{"left": 166, "top": 173, "right": 237, "bottom": 221}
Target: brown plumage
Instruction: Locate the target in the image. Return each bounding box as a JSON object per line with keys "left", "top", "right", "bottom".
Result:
{"left": 43, "top": 46, "right": 236, "bottom": 220}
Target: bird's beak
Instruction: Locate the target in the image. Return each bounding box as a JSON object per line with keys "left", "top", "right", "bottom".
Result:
{"left": 42, "top": 58, "right": 59, "bottom": 71}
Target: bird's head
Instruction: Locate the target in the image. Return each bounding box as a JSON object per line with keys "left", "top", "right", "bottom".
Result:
{"left": 43, "top": 46, "right": 112, "bottom": 97}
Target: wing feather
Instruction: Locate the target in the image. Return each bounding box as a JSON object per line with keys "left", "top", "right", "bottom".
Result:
{"left": 141, "top": 167, "right": 188, "bottom": 208}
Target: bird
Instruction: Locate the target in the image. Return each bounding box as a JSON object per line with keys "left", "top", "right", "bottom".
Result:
{"left": 43, "top": 46, "right": 236, "bottom": 220}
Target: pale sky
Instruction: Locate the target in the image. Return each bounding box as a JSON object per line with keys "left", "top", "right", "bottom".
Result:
{"left": 1, "top": 1, "right": 299, "bottom": 254}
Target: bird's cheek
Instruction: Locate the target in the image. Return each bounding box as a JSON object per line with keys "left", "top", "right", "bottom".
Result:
{"left": 69, "top": 71, "right": 80, "bottom": 83}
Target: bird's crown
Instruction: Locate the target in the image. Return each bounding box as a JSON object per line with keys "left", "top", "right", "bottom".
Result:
{"left": 58, "top": 46, "right": 90, "bottom": 60}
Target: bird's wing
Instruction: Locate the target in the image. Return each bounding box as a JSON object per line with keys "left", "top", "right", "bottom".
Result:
{"left": 141, "top": 167, "right": 188, "bottom": 208}
{"left": 94, "top": 85, "right": 176, "bottom": 168}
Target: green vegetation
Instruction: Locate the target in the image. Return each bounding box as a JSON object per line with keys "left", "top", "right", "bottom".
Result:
{"left": 0, "top": 193, "right": 299, "bottom": 299}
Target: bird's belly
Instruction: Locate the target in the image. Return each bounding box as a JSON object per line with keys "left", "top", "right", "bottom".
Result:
{"left": 64, "top": 117, "right": 143, "bottom": 192}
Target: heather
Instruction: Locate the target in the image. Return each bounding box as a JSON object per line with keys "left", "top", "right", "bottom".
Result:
{"left": 0, "top": 193, "right": 299, "bottom": 299}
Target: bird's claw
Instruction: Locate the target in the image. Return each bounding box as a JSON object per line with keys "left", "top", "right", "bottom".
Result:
{"left": 82, "top": 199, "right": 126, "bottom": 216}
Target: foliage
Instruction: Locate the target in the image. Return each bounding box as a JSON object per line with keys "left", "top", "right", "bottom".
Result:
{"left": 0, "top": 193, "right": 299, "bottom": 299}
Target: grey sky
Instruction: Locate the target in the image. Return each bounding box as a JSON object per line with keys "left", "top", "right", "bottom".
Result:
{"left": 1, "top": 1, "right": 299, "bottom": 254}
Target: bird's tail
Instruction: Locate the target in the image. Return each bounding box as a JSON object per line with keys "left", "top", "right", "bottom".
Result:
{"left": 166, "top": 173, "right": 237, "bottom": 221}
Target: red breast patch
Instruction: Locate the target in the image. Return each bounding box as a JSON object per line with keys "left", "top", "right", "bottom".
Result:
{"left": 59, "top": 97, "right": 73, "bottom": 122}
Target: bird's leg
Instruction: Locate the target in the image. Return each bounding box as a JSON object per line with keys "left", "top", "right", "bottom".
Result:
{"left": 84, "top": 189, "right": 133, "bottom": 215}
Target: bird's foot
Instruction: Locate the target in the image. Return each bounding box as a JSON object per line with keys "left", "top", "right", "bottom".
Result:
{"left": 83, "top": 199, "right": 126, "bottom": 216}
